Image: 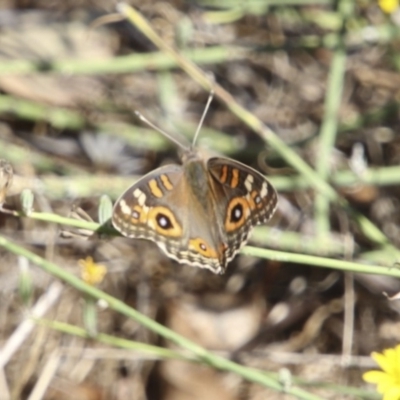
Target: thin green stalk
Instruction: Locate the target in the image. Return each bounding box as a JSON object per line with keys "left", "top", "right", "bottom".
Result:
{"left": 252, "top": 228, "right": 352, "bottom": 257}
{"left": 0, "top": 95, "right": 84, "bottom": 130}
{"left": 36, "top": 319, "right": 190, "bottom": 361}
{"left": 271, "top": 164, "right": 400, "bottom": 191}
{"left": 0, "top": 47, "right": 247, "bottom": 75}
{"left": 315, "top": 1, "right": 348, "bottom": 235}
{"left": 0, "top": 138, "right": 88, "bottom": 176}
{"left": 242, "top": 246, "right": 400, "bottom": 277}
{"left": 255, "top": 227, "right": 400, "bottom": 267}
{"left": 9, "top": 210, "right": 399, "bottom": 277}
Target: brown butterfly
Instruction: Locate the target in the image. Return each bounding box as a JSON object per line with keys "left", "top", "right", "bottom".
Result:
{"left": 112, "top": 94, "right": 278, "bottom": 274}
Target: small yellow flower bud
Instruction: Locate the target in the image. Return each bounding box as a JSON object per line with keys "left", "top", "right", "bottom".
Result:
{"left": 79, "top": 257, "right": 107, "bottom": 286}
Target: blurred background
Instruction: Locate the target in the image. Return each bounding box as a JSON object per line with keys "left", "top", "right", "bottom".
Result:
{"left": 1, "top": 0, "right": 400, "bottom": 399}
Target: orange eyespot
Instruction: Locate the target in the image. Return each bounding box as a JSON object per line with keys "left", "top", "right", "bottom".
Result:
{"left": 189, "top": 238, "right": 218, "bottom": 258}
{"left": 156, "top": 213, "right": 173, "bottom": 229}
{"left": 148, "top": 206, "right": 182, "bottom": 237}
{"left": 225, "top": 197, "right": 249, "bottom": 232}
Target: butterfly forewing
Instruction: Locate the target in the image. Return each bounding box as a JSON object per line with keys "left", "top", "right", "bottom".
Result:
{"left": 112, "top": 164, "right": 186, "bottom": 242}
{"left": 208, "top": 157, "right": 278, "bottom": 261}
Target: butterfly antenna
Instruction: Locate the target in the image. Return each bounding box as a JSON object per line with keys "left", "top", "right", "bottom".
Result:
{"left": 192, "top": 90, "right": 214, "bottom": 147}
{"left": 135, "top": 111, "right": 188, "bottom": 151}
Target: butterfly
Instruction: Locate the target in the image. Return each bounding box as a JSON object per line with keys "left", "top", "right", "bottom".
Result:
{"left": 112, "top": 94, "right": 278, "bottom": 274}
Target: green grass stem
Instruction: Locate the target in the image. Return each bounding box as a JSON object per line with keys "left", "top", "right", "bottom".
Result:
{"left": 314, "top": 0, "right": 348, "bottom": 235}
{"left": 6, "top": 210, "right": 399, "bottom": 278}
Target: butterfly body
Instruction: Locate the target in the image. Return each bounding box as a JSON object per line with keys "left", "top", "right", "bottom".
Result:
{"left": 112, "top": 145, "right": 278, "bottom": 274}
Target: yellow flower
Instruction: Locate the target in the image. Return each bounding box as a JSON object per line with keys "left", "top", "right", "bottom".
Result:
{"left": 379, "top": 0, "right": 399, "bottom": 14}
{"left": 363, "top": 344, "right": 400, "bottom": 400}
{"left": 79, "top": 257, "right": 107, "bottom": 286}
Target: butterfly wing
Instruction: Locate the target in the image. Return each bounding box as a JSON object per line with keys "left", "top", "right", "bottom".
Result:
{"left": 112, "top": 164, "right": 191, "bottom": 257}
{"left": 208, "top": 157, "right": 278, "bottom": 263}
{"left": 112, "top": 163, "right": 228, "bottom": 273}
